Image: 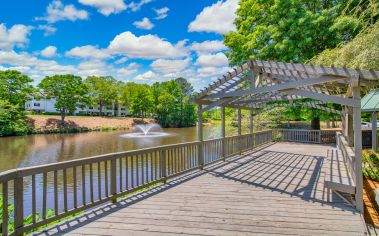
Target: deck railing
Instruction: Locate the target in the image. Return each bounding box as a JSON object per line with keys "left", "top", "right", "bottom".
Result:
{"left": 0, "top": 130, "right": 273, "bottom": 236}
{"left": 336, "top": 132, "right": 356, "bottom": 182}
{"left": 274, "top": 129, "right": 337, "bottom": 144}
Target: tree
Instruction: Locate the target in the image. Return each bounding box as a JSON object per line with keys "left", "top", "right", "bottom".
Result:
{"left": 130, "top": 84, "right": 153, "bottom": 118}
{"left": 85, "top": 76, "right": 118, "bottom": 116}
{"left": 0, "top": 70, "right": 34, "bottom": 107}
{"left": 38, "top": 75, "right": 89, "bottom": 124}
{"left": 225, "top": 0, "right": 365, "bottom": 65}
{"left": 0, "top": 100, "right": 30, "bottom": 136}
{"left": 175, "top": 77, "right": 194, "bottom": 96}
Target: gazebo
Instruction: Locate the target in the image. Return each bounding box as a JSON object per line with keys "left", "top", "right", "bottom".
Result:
{"left": 193, "top": 59, "right": 379, "bottom": 212}
{"left": 361, "top": 89, "right": 379, "bottom": 152}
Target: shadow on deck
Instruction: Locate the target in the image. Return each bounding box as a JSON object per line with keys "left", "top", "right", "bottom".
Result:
{"left": 32, "top": 142, "right": 366, "bottom": 236}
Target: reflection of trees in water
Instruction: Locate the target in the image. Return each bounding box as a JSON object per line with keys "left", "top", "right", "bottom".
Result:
{"left": 0, "top": 136, "right": 30, "bottom": 171}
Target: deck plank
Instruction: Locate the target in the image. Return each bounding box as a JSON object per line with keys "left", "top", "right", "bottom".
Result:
{"left": 31, "top": 142, "right": 367, "bottom": 236}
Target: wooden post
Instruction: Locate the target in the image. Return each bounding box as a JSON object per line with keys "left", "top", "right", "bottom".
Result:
{"left": 14, "top": 176, "right": 23, "bottom": 235}
{"left": 110, "top": 159, "right": 117, "bottom": 203}
{"left": 347, "top": 108, "right": 354, "bottom": 146}
{"left": 238, "top": 108, "right": 242, "bottom": 154}
{"left": 352, "top": 85, "right": 363, "bottom": 212}
{"left": 372, "top": 112, "right": 377, "bottom": 152}
{"left": 221, "top": 106, "right": 226, "bottom": 160}
{"left": 250, "top": 110, "right": 254, "bottom": 147}
{"left": 198, "top": 105, "right": 204, "bottom": 169}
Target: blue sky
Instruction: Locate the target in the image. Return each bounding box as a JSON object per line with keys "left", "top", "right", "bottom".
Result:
{"left": 0, "top": 0, "right": 238, "bottom": 90}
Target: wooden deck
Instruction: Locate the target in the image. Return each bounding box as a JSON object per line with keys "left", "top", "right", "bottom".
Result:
{"left": 32, "top": 142, "right": 367, "bottom": 236}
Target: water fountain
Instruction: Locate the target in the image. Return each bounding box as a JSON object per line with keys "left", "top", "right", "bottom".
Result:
{"left": 119, "top": 124, "right": 170, "bottom": 138}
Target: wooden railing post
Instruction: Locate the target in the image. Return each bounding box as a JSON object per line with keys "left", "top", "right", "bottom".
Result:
{"left": 238, "top": 109, "right": 242, "bottom": 155}
{"left": 14, "top": 175, "right": 23, "bottom": 236}
{"left": 110, "top": 159, "right": 117, "bottom": 203}
{"left": 221, "top": 106, "right": 226, "bottom": 161}
{"left": 160, "top": 150, "right": 167, "bottom": 183}
{"left": 198, "top": 105, "right": 204, "bottom": 170}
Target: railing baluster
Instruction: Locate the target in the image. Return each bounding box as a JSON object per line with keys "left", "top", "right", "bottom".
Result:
{"left": 2, "top": 181, "right": 8, "bottom": 236}
{"left": 54, "top": 170, "right": 58, "bottom": 215}
{"left": 105, "top": 161, "right": 109, "bottom": 197}
{"left": 42, "top": 172, "right": 47, "bottom": 220}
{"left": 73, "top": 166, "right": 77, "bottom": 208}
{"left": 90, "top": 164, "right": 94, "bottom": 203}
{"left": 98, "top": 162, "right": 102, "bottom": 200}
{"left": 131, "top": 155, "right": 134, "bottom": 188}
{"left": 125, "top": 156, "right": 129, "bottom": 190}
{"left": 63, "top": 168, "right": 68, "bottom": 212}
{"left": 82, "top": 165, "right": 86, "bottom": 206}
{"left": 119, "top": 158, "right": 123, "bottom": 192}
{"left": 32, "top": 174, "right": 36, "bottom": 224}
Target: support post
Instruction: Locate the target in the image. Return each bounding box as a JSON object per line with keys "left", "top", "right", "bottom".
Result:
{"left": 372, "top": 112, "right": 377, "bottom": 152}
{"left": 352, "top": 85, "right": 363, "bottom": 212}
{"left": 14, "top": 176, "right": 24, "bottom": 235}
{"left": 160, "top": 150, "right": 167, "bottom": 183}
{"left": 198, "top": 105, "right": 204, "bottom": 170}
{"left": 250, "top": 110, "right": 254, "bottom": 147}
{"left": 238, "top": 108, "right": 242, "bottom": 154}
{"left": 347, "top": 108, "right": 354, "bottom": 146}
{"left": 221, "top": 106, "right": 226, "bottom": 160}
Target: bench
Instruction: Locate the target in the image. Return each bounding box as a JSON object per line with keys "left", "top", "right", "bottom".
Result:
{"left": 324, "top": 149, "right": 356, "bottom": 195}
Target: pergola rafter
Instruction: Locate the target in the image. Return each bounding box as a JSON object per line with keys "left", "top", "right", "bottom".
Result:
{"left": 194, "top": 59, "right": 379, "bottom": 213}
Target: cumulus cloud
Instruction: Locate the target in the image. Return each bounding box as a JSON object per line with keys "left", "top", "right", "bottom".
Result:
{"left": 108, "top": 31, "right": 188, "bottom": 59}
{"left": 0, "top": 23, "right": 33, "bottom": 50}
{"left": 117, "top": 62, "right": 140, "bottom": 76}
{"left": 133, "top": 70, "right": 157, "bottom": 80}
{"left": 133, "top": 17, "right": 154, "bottom": 30}
{"left": 40, "top": 46, "right": 57, "bottom": 58}
{"left": 195, "top": 52, "right": 228, "bottom": 67}
{"left": 79, "top": 0, "right": 126, "bottom": 16}
{"left": 197, "top": 66, "right": 230, "bottom": 78}
{"left": 127, "top": 0, "right": 152, "bottom": 12}
{"left": 65, "top": 45, "right": 110, "bottom": 59}
{"left": 154, "top": 7, "right": 169, "bottom": 20}
{"left": 151, "top": 58, "right": 191, "bottom": 74}
{"left": 37, "top": 25, "right": 57, "bottom": 36}
{"left": 36, "top": 0, "right": 89, "bottom": 23}
{"left": 115, "top": 57, "right": 128, "bottom": 64}
{"left": 188, "top": 0, "right": 238, "bottom": 34}
{"left": 190, "top": 40, "right": 227, "bottom": 54}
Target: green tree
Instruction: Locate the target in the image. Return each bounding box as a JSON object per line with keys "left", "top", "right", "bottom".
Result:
{"left": 175, "top": 77, "right": 194, "bottom": 96}
{"left": 130, "top": 84, "right": 153, "bottom": 118}
{"left": 38, "top": 75, "right": 89, "bottom": 124}
{"left": 0, "top": 100, "right": 30, "bottom": 136}
{"left": 224, "top": 0, "right": 365, "bottom": 65}
{"left": 0, "top": 70, "right": 34, "bottom": 107}
{"left": 85, "top": 76, "right": 118, "bottom": 116}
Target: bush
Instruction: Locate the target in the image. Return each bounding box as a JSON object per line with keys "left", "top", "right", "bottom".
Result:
{"left": 363, "top": 150, "right": 379, "bottom": 181}
{"left": 0, "top": 100, "right": 31, "bottom": 136}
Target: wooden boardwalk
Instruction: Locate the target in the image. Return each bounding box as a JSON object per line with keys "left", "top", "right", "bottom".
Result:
{"left": 32, "top": 142, "right": 367, "bottom": 236}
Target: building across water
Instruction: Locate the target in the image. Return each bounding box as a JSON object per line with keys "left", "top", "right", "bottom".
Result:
{"left": 25, "top": 97, "right": 130, "bottom": 117}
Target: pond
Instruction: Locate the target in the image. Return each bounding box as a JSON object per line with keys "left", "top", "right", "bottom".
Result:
{"left": 0, "top": 124, "right": 233, "bottom": 173}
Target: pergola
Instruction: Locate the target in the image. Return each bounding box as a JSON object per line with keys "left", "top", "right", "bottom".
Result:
{"left": 193, "top": 59, "right": 379, "bottom": 212}
{"left": 361, "top": 89, "right": 379, "bottom": 152}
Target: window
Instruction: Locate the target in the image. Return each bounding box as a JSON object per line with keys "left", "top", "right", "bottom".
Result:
{"left": 89, "top": 107, "right": 93, "bottom": 109}
{"left": 34, "top": 103, "right": 40, "bottom": 107}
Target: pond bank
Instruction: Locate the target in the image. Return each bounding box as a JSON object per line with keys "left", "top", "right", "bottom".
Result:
{"left": 26, "top": 115, "right": 155, "bottom": 134}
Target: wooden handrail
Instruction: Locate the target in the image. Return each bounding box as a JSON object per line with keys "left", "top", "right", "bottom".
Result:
{"left": 0, "top": 132, "right": 277, "bottom": 236}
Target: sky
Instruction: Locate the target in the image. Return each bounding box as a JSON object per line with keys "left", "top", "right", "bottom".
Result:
{"left": 0, "top": 0, "right": 239, "bottom": 91}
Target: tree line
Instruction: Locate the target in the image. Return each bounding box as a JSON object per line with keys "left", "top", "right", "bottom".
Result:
{"left": 0, "top": 70, "right": 198, "bottom": 136}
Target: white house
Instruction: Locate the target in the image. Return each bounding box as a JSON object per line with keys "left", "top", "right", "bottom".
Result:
{"left": 25, "top": 97, "right": 129, "bottom": 117}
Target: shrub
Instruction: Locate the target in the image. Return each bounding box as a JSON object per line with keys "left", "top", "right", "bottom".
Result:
{"left": 0, "top": 100, "right": 31, "bottom": 136}
{"left": 363, "top": 149, "right": 379, "bottom": 181}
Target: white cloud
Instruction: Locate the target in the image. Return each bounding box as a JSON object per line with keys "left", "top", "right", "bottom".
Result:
{"left": 40, "top": 46, "right": 57, "bottom": 58}
{"left": 79, "top": 0, "right": 126, "bottom": 16}
{"left": 0, "top": 24, "right": 32, "bottom": 50}
{"left": 188, "top": 0, "right": 238, "bottom": 34}
{"left": 154, "top": 7, "right": 169, "bottom": 20}
{"left": 36, "top": 0, "right": 89, "bottom": 23}
{"left": 115, "top": 57, "right": 128, "bottom": 64}
{"left": 151, "top": 58, "right": 191, "bottom": 74}
{"left": 127, "top": 0, "right": 152, "bottom": 12}
{"left": 197, "top": 66, "right": 230, "bottom": 78}
{"left": 195, "top": 52, "right": 228, "bottom": 67}
{"left": 37, "top": 25, "right": 57, "bottom": 36}
{"left": 133, "top": 70, "right": 157, "bottom": 80}
{"left": 117, "top": 62, "right": 140, "bottom": 76}
{"left": 108, "top": 31, "right": 188, "bottom": 59}
{"left": 190, "top": 40, "right": 227, "bottom": 54}
{"left": 133, "top": 17, "right": 154, "bottom": 30}
{"left": 65, "top": 45, "right": 110, "bottom": 59}
{"left": 77, "top": 60, "right": 109, "bottom": 77}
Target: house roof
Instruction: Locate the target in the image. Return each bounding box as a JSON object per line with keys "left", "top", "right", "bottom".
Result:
{"left": 361, "top": 89, "right": 379, "bottom": 112}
